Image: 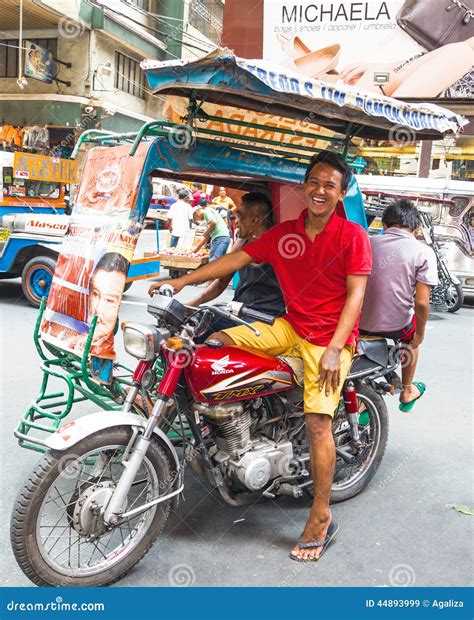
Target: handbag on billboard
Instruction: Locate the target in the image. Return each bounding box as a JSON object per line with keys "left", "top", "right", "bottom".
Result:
{"left": 397, "top": 0, "right": 474, "bottom": 51}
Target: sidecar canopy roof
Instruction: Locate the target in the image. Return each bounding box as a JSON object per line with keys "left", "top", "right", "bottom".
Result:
{"left": 142, "top": 48, "right": 466, "bottom": 141}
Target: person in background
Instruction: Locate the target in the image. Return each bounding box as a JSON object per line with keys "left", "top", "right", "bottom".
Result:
{"left": 189, "top": 191, "right": 285, "bottom": 331}
{"left": 359, "top": 198, "right": 438, "bottom": 412}
{"left": 191, "top": 182, "right": 203, "bottom": 207}
{"left": 193, "top": 198, "right": 230, "bottom": 261}
{"left": 192, "top": 183, "right": 211, "bottom": 207}
{"left": 167, "top": 189, "right": 193, "bottom": 249}
{"left": 213, "top": 186, "right": 236, "bottom": 219}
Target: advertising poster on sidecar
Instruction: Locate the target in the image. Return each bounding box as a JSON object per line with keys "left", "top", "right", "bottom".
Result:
{"left": 40, "top": 144, "right": 150, "bottom": 361}
{"left": 263, "top": 0, "right": 474, "bottom": 100}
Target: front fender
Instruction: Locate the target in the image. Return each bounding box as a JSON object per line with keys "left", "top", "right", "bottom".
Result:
{"left": 44, "top": 411, "right": 180, "bottom": 471}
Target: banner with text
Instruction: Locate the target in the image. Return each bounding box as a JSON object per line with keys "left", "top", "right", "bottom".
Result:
{"left": 263, "top": 0, "right": 474, "bottom": 100}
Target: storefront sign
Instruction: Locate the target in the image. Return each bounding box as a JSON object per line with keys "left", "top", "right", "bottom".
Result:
{"left": 263, "top": 0, "right": 474, "bottom": 100}
{"left": 24, "top": 40, "right": 56, "bottom": 84}
{"left": 13, "top": 153, "right": 77, "bottom": 184}
{"left": 164, "top": 95, "right": 333, "bottom": 154}
{"left": 24, "top": 216, "right": 69, "bottom": 236}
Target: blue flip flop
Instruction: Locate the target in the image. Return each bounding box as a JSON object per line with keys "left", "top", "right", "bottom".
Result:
{"left": 399, "top": 381, "right": 426, "bottom": 413}
{"left": 289, "top": 521, "right": 339, "bottom": 562}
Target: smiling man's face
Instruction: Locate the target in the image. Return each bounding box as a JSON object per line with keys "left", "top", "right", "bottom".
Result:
{"left": 304, "top": 162, "right": 346, "bottom": 219}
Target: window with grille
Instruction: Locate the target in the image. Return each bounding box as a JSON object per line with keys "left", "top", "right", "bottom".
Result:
{"left": 189, "top": 0, "right": 223, "bottom": 46}
{"left": 0, "top": 38, "right": 58, "bottom": 78}
{"left": 122, "top": 0, "right": 148, "bottom": 8}
{"left": 114, "top": 51, "right": 146, "bottom": 99}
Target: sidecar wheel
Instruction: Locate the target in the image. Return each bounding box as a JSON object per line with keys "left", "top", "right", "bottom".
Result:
{"left": 11, "top": 426, "right": 174, "bottom": 587}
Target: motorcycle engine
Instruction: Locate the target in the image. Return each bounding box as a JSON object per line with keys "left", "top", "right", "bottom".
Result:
{"left": 193, "top": 402, "right": 293, "bottom": 491}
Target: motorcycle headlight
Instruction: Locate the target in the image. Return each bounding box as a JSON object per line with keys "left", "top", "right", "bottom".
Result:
{"left": 122, "top": 323, "right": 161, "bottom": 360}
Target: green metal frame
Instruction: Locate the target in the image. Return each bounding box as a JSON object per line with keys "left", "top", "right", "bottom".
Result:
{"left": 15, "top": 298, "right": 138, "bottom": 452}
{"left": 20, "top": 102, "right": 358, "bottom": 452}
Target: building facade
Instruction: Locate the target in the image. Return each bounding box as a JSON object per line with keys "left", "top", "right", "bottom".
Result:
{"left": 0, "top": 0, "right": 223, "bottom": 157}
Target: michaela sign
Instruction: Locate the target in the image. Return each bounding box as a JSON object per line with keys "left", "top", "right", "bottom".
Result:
{"left": 263, "top": 0, "right": 474, "bottom": 100}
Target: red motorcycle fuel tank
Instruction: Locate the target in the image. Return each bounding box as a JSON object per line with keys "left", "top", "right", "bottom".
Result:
{"left": 185, "top": 345, "right": 296, "bottom": 404}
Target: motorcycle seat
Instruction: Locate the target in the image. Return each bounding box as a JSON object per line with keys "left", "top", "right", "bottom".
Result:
{"left": 356, "top": 337, "right": 389, "bottom": 367}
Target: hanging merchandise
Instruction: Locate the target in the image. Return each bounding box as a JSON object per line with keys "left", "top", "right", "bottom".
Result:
{"left": 30, "top": 126, "right": 50, "bottom": 150}
{"left": 22, "top": 126, "right": 50, "bottom": 151}
{"left": 0, "top": 125, "right": 22, "bottom": 149}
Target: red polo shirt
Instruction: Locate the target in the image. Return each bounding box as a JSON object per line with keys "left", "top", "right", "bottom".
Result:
{"left": 242, "top": 209, "right": 372, "bottom": 347}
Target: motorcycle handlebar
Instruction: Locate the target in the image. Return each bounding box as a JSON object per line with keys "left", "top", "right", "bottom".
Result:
{"left": 239, "top": 307, "right": 275, "bottom": 326}
{"left": 158, "top": 284, "right": 174, "bottom": 297}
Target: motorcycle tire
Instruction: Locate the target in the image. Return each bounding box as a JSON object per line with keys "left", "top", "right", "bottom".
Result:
{"left": 11, "top": 426, "right": 174, "bottom": 587}
{"left": 445, "top": 282, "right": 464, "bottom": 313}
{"left": 304, "top": 382, "right": 389, "bottom": 504}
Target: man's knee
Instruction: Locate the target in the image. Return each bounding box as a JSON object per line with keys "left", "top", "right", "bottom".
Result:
{"left": 305, "top": 413, "right": 333, "bottom": 440}
{"left": 209, "top": 331, "right": 235, "bottom": 345}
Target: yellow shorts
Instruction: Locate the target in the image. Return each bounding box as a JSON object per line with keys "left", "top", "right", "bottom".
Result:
{"left": 221, "top": 317, "right": 353, "bottom": 416}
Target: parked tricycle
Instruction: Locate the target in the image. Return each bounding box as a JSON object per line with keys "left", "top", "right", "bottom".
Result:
{"left": 9, "top": 49, "right": 466, "bottom": 586}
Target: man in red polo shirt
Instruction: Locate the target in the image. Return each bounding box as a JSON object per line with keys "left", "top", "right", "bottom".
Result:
{"left": 150, "top": 151, "right": 372, "bottom": 562}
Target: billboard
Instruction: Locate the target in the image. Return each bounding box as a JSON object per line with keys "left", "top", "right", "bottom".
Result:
{"left": 263, "top": 0, "right": 474, "bottom": 99}
{"left": 40, "top": 144, "right": 150, "bottom": 375}
{"left": 24, "top": 40, "right": 56, "bottom": 84}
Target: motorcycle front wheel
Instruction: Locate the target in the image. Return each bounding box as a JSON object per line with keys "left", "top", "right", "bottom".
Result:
{"left": 445, "top": 282, "right": 464, "bottom": 313}
{"left": 11, "top": 426, "right": 174, "bottom": 587}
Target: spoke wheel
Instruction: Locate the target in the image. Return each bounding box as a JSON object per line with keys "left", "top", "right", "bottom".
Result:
{"left": 11, "top": 427, "right": 174, "bottom": 586}
{"left": 300, "top": 383, "right": 389, "bottom": 503}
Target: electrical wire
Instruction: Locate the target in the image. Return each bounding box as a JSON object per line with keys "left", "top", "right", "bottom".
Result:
{"left": 84, "top": 0, "right": 214, "bottom": 56}
{"left": 119, "top": 0, "right": 218, "bottom": 47}
{"left": 86, "top": 0, "right": 217, "bottom": 60}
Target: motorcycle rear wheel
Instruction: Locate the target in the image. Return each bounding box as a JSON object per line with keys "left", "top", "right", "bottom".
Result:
{"left": 303, "top": 382, "right": 389, "bottom": 503}
{"left": 10, "top": 426, "right": 174, "bottom": 587}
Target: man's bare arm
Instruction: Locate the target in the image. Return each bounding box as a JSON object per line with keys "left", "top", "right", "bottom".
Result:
{"left": 194, "top": 221, "right": 216, "bottom": 252}
{"left": 189, "top": 239, "right": 244, "bottom": 306}
{"left": 149, "top": 250, "right": 253, "bottom": 296}
{"left": 318, "top": 274, "right": 368, "bottom": 394}
{"left": 411, "top": 282, "right": 430, "bottom": 347}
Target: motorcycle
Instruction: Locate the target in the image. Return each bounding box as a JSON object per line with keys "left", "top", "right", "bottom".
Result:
{"left": 417, "top": 209, "right": 464, "bottom": 313}
{"left": 11, "top": 286, "right": 400, "bottom": 587}
{"left": 363, "top": 190, "right": 464, "bottom": 313}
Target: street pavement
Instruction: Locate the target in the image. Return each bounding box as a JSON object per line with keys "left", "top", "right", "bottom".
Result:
{"left": 0, "top": 238, "right": 472, "bottom": 587}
